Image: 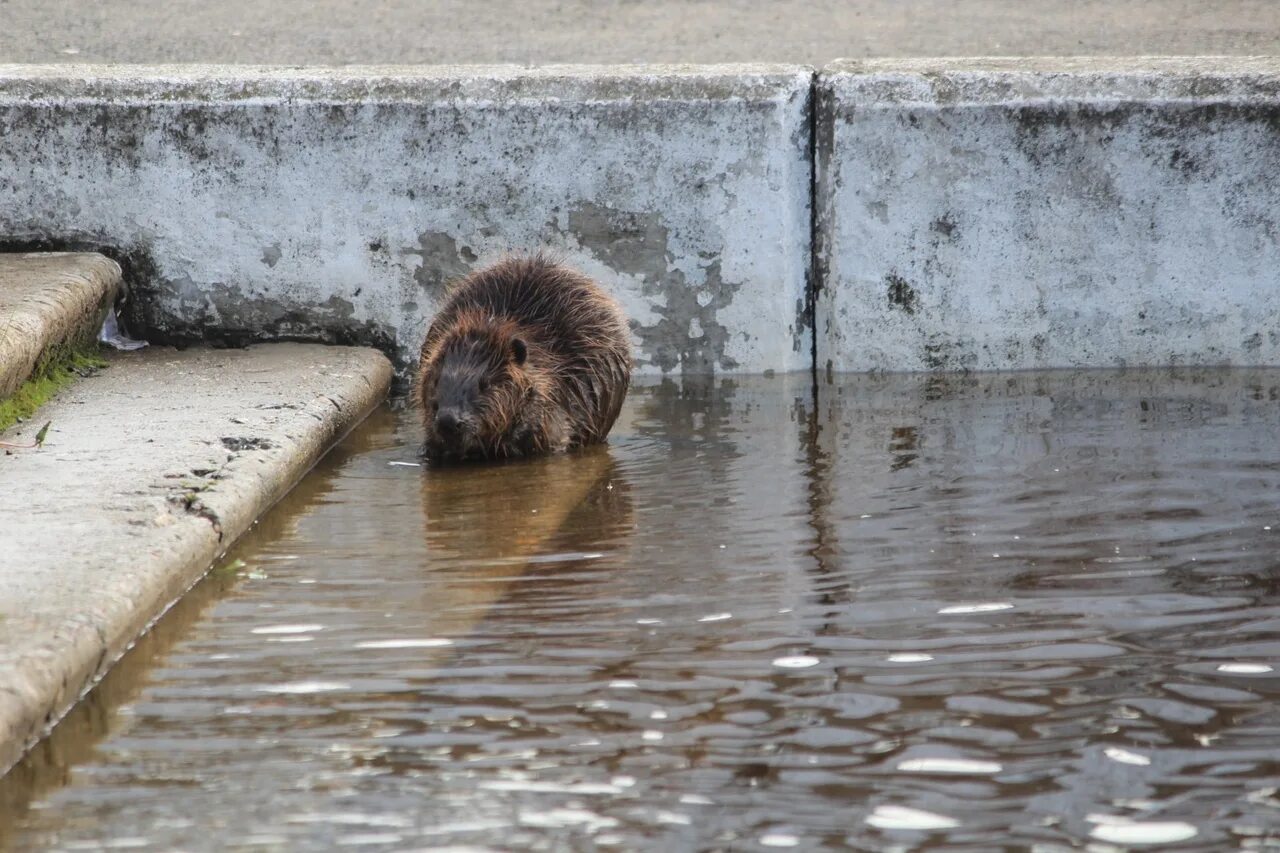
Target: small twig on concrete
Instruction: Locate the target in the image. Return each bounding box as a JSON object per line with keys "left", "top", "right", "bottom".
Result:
{"left": 0, "top": 421, "right": 52, "bottom": 449}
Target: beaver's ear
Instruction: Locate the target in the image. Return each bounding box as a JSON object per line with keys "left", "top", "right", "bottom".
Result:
{"left": 511, "top": 337, "right": 528, "bottom": 366}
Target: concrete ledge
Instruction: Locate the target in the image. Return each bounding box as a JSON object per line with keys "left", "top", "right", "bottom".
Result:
{"left": 0, "top": 253, "right": 121, "bottom": 399}
{"left": 7, "top": 61, "right": 1278, "bottom": 377}
{"left": 0, "top": 344, "right": 391, "bottom": 774}
{"left": 816, "top": 57, "right": 1280, "bottom": 372}
{"left": 0, "top": 64, "right": 814, "bottom": 376}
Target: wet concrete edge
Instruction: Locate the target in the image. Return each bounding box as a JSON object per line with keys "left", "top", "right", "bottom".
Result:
{"left": 0, "top": 345, "right": 393, "bottom": 776}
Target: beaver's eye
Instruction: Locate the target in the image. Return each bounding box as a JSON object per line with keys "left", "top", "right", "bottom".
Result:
{"left": 431, "top": 401, "right": 440, "bottom": 413}
{"left": 478, "top": 378, "right": 490, "bottom": 393}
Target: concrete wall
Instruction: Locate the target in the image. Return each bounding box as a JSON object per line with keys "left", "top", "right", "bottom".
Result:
{"left": 4, "top": 60, "right": 1280, "bottom": 377}
{"left": 815, "top": 57, "right": 1280, "bottom": 373}
{"left": 0, "top": 65, "right": 813, "bottom": 375}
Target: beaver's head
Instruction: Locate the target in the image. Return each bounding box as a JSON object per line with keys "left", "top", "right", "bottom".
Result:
{"left": 419, "top": 317, "right": 534, "bottom": 462}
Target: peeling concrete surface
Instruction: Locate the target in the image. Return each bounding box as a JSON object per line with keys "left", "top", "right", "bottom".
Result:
{"left": 0, "top": 65, "right": 813, "bottom": 376}
{"left": 816, "top": 57, "right": 1280, "bottom": 373}
{"left": 0, "top": 344, "right": 391, "bottom": 774}
{"left": 0, "top": 253, "right": 121, "bottom": 398}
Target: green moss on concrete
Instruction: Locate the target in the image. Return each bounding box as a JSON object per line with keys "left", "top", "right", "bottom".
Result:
{"left": 0, "top": 345, "right": 107, "bottom": 432}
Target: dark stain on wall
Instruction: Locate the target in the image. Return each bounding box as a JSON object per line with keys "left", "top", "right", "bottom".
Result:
{"left": 566, "top": 202, "right": 743, "bottom": 373}
{"left": 886, "top": 273, "right": 919, "bottom": 315}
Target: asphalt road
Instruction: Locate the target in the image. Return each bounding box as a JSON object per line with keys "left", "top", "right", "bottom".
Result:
{"left": 2, "top": 0, "right": 1277, "bottom": 65}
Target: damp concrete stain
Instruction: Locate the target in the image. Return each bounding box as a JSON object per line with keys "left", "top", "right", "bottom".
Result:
{"left": 204, "top": 287, "right": 356, "bottom": 329}
{"left": 146, "top": 281, "right": 397, "bottom": 357}
{"left": 405, "top": 231, "right": 475, "bottom": 296}
{"left": 567, "top": 202, "right": 742, "bottom": 373}
{"left": 261, "top": 244, "right": 282, "bottom": 268}
{"left": 923, "top": 335, "right": 979, "bottom": 371}
{"left": 886, "top": 273, "right": 919, "bottom": 315}
{"left": 567, "top": 202, "right": 669, "bottom": 284}
{"left": 930, "top": 215, "right": 958, "bottom": 240}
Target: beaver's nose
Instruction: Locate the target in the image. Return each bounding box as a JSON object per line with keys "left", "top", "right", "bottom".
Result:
{"left": 435, "top": 409, "right": 461, "bottom": 438}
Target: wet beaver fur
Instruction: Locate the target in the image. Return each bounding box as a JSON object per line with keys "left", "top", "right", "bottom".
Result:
{"left": 415, "top": 256, "right": 632, "bottom": 462}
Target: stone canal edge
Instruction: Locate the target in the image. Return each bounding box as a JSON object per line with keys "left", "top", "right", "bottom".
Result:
{"left": 0, "top": 344, "right": 392, "bottom": 774}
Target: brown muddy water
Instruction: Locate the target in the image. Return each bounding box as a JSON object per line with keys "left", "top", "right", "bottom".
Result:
{"left": 2, "top": 371, "right": 1280, "bottom": 850}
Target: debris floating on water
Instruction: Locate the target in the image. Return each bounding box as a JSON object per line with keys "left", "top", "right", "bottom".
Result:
{"left": 1104, "top": 747, "right": 1151, "bottom": 766}
{"left": 1087, "top": 815, "right": 1198, "bottom": 844}
{"left": 897, "top": 758, "right": 1002, "bottom": 774}
{"left": 1216, "top": 662, "right": 1273, "bottom": 674}
{"left": 354, "top": 639, "right": 453, "bottom": 649}
{"left": 887, "top": 653, "right": 934, "bottom": 663}
{"left": 938, "top": 602, "right": 1014, "bottom": 614}
{"left": 759, "top": 832, "right": 801, "bottom": 847}
{"left": 772, "top": 655, "right": 820, "bottom": 669}
{"left": 257, "top": 682, "right": 350, "bottom": 695}
{"left": 866, "top": 805, "right": 960, "bottom": 830}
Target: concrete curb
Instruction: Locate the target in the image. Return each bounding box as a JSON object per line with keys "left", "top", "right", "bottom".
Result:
{"left": 815, "top": 57, "right": 1280, "bottom": 373}
{"left": 0, "top": 64, "right": 814, "bottom": 377}
{"left": 0, "top": 344, "right": 391, "bottom": 774}
{"left": 0, "top": 253, "right": 121, "bottom": 399}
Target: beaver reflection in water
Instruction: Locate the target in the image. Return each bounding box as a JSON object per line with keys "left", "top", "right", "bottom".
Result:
{"left": 414, "top": 256, "right": 632, "bottom": 463}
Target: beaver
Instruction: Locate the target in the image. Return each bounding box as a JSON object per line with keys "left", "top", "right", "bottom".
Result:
{"left": 414, "top": 255, "right": 632, "bottom": 462}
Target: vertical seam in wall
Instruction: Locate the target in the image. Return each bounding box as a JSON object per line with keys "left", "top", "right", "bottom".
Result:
{"left": 806, "top": 69, "right": 821, "bottom": 397}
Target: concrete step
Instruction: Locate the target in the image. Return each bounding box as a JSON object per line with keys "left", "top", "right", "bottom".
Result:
{"left": 0, "top": 252, "right": 122, "bottom": 402}
{"left": 0, "top": 343, "right": 392, "bottom": 774}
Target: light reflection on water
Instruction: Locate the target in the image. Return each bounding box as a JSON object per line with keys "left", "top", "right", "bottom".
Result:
{"left": 2, "top": 370, "right": 1279, "bottom": 850}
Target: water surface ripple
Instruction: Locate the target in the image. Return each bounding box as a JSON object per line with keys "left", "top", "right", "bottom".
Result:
{"left": 3, "top": 371, "right": 1279, "bottom": 850}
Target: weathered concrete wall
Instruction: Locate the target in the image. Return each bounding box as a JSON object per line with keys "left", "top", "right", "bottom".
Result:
{"left": 0, "top": 65, "right": 813, "bottom": 375}
{"left": 815, "top": 57, "right": 1280, "bottom": 373}
{"left": 7, "top": 61, "right": 1280, "bottom": 378}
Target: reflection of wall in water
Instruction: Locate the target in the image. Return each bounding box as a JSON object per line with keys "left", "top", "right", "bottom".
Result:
{"left": 617, "top": 376, "right": 821, "bottom": 623}
{"left": 816, "top": 368, "right": 1280, "bottom": 611}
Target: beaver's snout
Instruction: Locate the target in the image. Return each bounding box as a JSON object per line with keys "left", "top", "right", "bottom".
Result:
{"left": 427, "top": 406, "right": 483, "bottom": 461}
{"left": 434, "top": 408, "right": 463, "bottom": 439}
